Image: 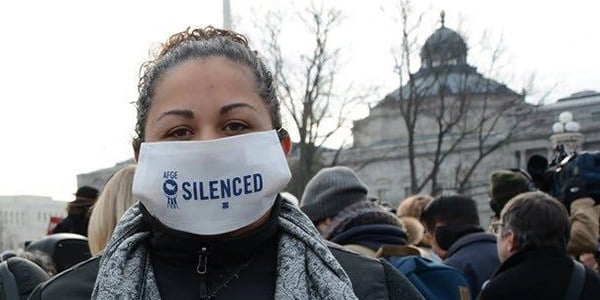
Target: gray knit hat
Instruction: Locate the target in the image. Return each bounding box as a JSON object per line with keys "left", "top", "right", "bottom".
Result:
{"left": 300, "top": 166, "right": 368, "bottom": 223}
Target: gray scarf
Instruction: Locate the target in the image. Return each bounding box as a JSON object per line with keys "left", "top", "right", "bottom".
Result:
{"left": 91, "top": 199, "right": 358, "bottom": 299}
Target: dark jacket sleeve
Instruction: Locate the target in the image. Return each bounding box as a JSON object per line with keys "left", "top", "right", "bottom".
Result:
{"left": 28, "top": 284, "right": 43, "bottom": 300}
{"left": 28, "top": 256, "right": 100, "bottom": 300}
{"left": 328, "top": 242, "right": 424, "bottom": 300}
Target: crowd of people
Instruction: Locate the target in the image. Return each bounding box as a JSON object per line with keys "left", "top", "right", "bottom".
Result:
{"left": 0, "top": 25, "right": 599, "bottom": 299}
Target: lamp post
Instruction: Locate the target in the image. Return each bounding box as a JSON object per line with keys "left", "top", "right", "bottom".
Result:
{"left": 550, "top": 111, "right": 584, "bottom": 155}
{"left": 223, "top": 0, "right": 232, "bottom": 29}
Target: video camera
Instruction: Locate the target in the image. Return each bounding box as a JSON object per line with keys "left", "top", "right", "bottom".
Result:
{"left": 527, "top": 145, "right": 600, "bottom": 203}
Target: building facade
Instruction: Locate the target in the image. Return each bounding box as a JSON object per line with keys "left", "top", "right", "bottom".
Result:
{"left": 336, "top": 23, "right": 600, "bottom": 227}
{"left": 0, "top": 196, "right": 66, "bottom": 250}
{"left": 76, "top": 158, "right": 135, "bottom": 192}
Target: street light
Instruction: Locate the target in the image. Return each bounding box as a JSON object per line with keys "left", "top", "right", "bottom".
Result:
{"left": 552, "top": 111, "right": 580, "bottom": 134}
{"left": 550, "top": 111, "right": 583, "bottom": 154}
{"left": 558, "top": 111, "right": 573, "bottom": 124}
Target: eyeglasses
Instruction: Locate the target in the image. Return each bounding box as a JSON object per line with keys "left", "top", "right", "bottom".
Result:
{"left": 490, "top": 222, "right": 503, "bottom": 235}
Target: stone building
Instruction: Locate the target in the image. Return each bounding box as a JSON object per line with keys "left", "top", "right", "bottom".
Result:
{"left": 0, "top": 196, "right": 66, "bottom": 250}
{"left": 336, "top": 22, "right": 600, "bottom": 226}
{"left": 76, "top": 158, "right": 135, "bottom": 192}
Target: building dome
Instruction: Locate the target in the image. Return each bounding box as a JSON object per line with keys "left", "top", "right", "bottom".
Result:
{"left": 420, "top": 13, "right": 467, "bottom": 69}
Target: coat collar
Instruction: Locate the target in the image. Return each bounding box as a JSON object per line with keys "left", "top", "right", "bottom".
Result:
{"left": 447, "top": 232, "right": 497, "bottom": 257}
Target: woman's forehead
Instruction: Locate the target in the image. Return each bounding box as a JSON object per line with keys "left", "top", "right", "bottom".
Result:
{"left": 157, "top": 57, "right": 257, "bottom": 91}
{"left": 147, "top": 57, "right": 270, "bottom": 121}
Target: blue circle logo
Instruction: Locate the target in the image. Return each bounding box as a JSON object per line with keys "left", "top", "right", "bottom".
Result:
{"left": 163, "top": 179, "right": 178, "bottom": 196}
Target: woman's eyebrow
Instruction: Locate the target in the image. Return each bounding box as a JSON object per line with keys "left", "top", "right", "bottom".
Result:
{"left": 156, "top": 109, "right": 194, "bottom": 122}
{"left": 220, "top": 103, "right": 257, "bottom": 115}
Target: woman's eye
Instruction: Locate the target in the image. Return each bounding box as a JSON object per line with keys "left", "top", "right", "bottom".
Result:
{"left": 167, "top": 127, "right": 193, "bottom": 139}
{"left": 223, "top": 122, "right": 249, "bottom": 134}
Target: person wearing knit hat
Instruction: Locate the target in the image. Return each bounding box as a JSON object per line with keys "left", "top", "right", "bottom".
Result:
{"left": 324, "top": 201, "right": 408, "bottom": 257}
{"left": 300, "top": 166, "right": 369, "bottom": 235}
{"left": 488, "top": 169, "right": 535, "bottom": 218}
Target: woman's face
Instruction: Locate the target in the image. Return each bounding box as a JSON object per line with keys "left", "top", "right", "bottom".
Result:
{"left": 143, "top": 56, "right": 273, "bottom": 145}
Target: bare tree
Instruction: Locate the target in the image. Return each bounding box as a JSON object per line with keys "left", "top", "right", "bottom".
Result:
{"left": 391, "top": 1, "right": 534, "bottom": 195}
{"left": 261, "top": 4, "right": 372, "bottom": 197}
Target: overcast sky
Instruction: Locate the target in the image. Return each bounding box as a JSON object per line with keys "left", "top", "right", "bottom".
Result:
{"left": 1, "top": 0, "right": 598, "bottom": 201}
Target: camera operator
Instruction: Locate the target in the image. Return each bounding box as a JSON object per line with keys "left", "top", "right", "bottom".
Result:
{"left": 528, "top": 151, "right": 600, "bottom": 262}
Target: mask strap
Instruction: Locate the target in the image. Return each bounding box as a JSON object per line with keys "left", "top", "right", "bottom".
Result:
{"left": 276, "top": 128, "right": 289, "bottom": 141}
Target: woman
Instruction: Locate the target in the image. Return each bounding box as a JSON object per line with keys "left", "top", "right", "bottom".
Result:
{"left": 30, "top": 26, "right": 421, "bottom": 300}
{"left": 87, "top": 164, "right": 137, "bottom": 256}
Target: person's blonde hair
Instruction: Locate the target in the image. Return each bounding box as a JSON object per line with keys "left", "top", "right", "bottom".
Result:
{"left": 396, "top": 194, "right": 434, "bottom": 218}
{"left": 88, "top": 165, "right": 137, "bottom": 255}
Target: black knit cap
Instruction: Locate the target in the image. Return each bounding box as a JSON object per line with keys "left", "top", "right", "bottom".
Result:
{"left": 324, "top": 201, "right": 406, "bottom": 242}
{"left": 300, "top": 166, "right": 368, "bottom": 223}
{"left": 74, "top": 186, "right": 99, "bottom": 199}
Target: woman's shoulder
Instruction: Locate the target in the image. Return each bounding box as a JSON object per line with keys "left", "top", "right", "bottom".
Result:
{"left": 326, "top": 241, "right": 424, "bottom": 300}
{"left": 28, "top": 256, "right": 100, "bottom": 300}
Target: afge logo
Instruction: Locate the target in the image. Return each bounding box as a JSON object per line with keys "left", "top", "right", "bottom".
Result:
{"left": 162, "top": 171, "right": 179, "bottom": 209}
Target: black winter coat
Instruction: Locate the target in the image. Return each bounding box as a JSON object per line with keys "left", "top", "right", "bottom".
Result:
{"left": 29, "top": 197, "right": 423, "bottom": 300}
{"left": 28, "top": 250, "right": 421, "bottom": 300}
{"left": 52, "top": 214, "right": 89, "bottom": 237}
{"left": 478, "top": 247, "right": 600, "bottom": 300}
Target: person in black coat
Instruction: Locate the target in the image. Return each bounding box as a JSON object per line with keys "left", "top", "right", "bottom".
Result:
{"left": 52, "top": 186, "right": 98, "bottom": 237}
{"left": 479, "top": 191, "right": 600, "bottom": 300}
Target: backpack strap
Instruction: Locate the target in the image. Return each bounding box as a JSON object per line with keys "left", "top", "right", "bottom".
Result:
{"left": 565, "top": 260, "right": 585, "bottom": 300}
{"left": 0, "top": 261, "right": 20, "bottom": 300}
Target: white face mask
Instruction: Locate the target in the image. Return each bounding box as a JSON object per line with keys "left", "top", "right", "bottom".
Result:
{"left": 132, "top": 130, "right": 292, "bottom": 235}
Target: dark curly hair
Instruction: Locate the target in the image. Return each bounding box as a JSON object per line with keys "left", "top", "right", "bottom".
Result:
{"left": 133, "top": 26, "right": 281, "bottom": 152}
